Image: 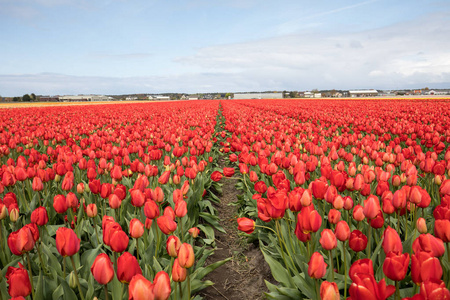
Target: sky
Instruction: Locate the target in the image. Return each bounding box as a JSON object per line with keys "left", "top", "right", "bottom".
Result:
{"left": 0, "top": 0, "right": 449, "bottom": 96}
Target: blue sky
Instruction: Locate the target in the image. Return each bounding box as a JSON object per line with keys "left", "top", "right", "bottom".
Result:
{"left": 0, "top": 0, "right": 449, "bottom": 96}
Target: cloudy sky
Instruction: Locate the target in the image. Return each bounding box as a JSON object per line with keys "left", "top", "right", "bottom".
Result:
{"left": 1, "top": 0, "right": 449, "bottom": 96}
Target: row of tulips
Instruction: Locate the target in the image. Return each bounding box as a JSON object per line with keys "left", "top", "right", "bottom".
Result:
{"left": 213, "top": 99, "right": 450, "bottom": 299}
{"left": 0, "top": 101, "right": 230, "bottom": 299}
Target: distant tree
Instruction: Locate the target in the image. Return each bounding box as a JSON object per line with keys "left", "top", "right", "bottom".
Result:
{"left": 289, "top": 91, "right": 296, "bottom": 98}
{"left": 13, "top": 96, "right": 20, "bottom": 102}
{"left": 22, "top": 94, "right": 32, "bottom": 102}
{"left": 30, "top": 93, "right": 37, "bottom": 101}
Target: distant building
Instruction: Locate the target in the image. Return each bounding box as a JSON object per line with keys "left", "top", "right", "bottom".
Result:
{"left": 39, "top": 96, "right": 60, "bottom": 102}
{"left": 348, "top": 90, "right": 378, "bottom": 97}
{"left": 233, "top": 92, "right": 283, "bottom": 99}
{"left": 149, "top": 95, "right": 170, "bottom": 101}
{"left": 59, "top": 95, "right": 112, "bottom": 101}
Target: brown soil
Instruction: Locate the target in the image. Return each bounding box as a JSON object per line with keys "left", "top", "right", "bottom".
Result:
{"left": 199, "top": 159, "right": 273, "bottom": 300}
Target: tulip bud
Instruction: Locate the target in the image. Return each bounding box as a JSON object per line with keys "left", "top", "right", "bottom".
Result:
{"left": 55, "top": 174, "right": 61, "bottom": 182}
{"left": 0, "top": 203, "right": 7, "bottom": 220}
{"left": 166, "top": 235, "right": 181, "bottom": 257}
{"left": 416, "top": 217, "right": 427, "bottom": 234}
{"left": 188, "top": 227, "right": 200, "bottom": 238}
{"left": 9, "top": 207, "right": 19, "bottom": 222}
{"left": 69, "top": 271, "right": 77, "bottom": 289}
{"left": 77, "top": 183, "right": 85, "bottom": 194}
{"left": 86, "top": 203, "right": 98, "bottom": 218}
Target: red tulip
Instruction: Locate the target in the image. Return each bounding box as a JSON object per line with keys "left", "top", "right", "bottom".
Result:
{"left": 178, "top": 243, "right": 195, "bottom": 268}
{"left": 86, "top": 203, "right": 97, "bottom": 218}
{"left": 434, "top": 219, "right": 450, "bottom": 243}
{"left": 156, "top": 216, "right": 177, "bottom": 235}
{"left": 109, "top": 229, "right": 129, "bottom": 253}
{"left": 152, "top": 271, "right": 171, "bottom": 300}
{"left": 172, "top": 258, "right": 187, "bottom": 282}
{"left": 349, "top": 230, "right": 367, "bottom": 252}
{"left": 382, "top": 252, "right": 409, "bottom": 281}
{"left": 5, "top": 264, "right": 32, "bottom": 297}
{"left": 7, "top": 224, "right": 38, "bottom": 256}
{"left": 411, "top": 251, "right": 443, "bottom": 285}
{"left": 308, "top": 252, "right": 327, "bottom": 279}
{"left": 30, "top": 206, "right": 48, "bottom": 226}
{"left": 117, "top": 252, "right": 142, "bottom": 284}
{"left": 188, "top": 227, "right": 200, "bottom": 238}
{"left": 128, "top": 274, "right": 153, "bottom": 300}
{"left": 158, "top": 170, "right": 171, "bottom": 184}
{"left": 349, "top": 258, "right": 374, "bottom": 281}
{"left": 237, "top": 217, "right": 255, "bottom": 234}
{"left": 53, "top": 194, "right": 68, "bottom": 214}
{"left": 130, "top": 189, "right": 145, "bottom": 207}
{"left": 175, "top": 200, "right": 187, "bottom": 218}
{"left": 363, "top": 195, "right": 380, "bottom": 220}
{"left": 320, "top": 229, "right": 337, "bottom": 250}
{"left": 320, "top": 281, "right": 340, "bottom": 300}
{"left": 335, "top": 220, "right": 350, "bottom": 241}
{"left": 55, "top": 227, "right": 80, "bottom": 257}
{"left": 144, "top": 200, "right": 160, "bottom": 219}
{"left": 382, "top": 226, "right": 402, "bottom": 255}
{"left": 420, "top": 279, "right": 450, "bottom": 300}
{"left": 210, "top": 171, "right": 223, "bottom": 182}
{"left": 348, "top": 273, "right": 395, "bottom": 300}
{"left": 296, "top": 204, "right": 322, "bottom": 234}
{"left": 91, "top": 253, "right": 114, "bottom": 285}
{"left": 32, "top": 176, "right": 43, "bottom": 191}
{"left": 129, "top": 218, "right": 144, "bottom": 239}
{"left": 166, "top": 235, "right": 181, "bottom": 257}
{"left": 412, "top": 233, "right": 445, "bottom": 257}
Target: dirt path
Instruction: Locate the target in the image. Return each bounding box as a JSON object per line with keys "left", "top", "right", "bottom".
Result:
{"left": 200, "top": 158, "right": 273, "bottom": 300}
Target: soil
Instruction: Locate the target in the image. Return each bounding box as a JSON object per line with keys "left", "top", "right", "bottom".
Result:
{"left": 199, "top": 159, "right": 273, "bottom": 300}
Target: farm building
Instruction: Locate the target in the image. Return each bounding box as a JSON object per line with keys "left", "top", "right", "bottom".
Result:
{"left": 59, "top": 95, "right": 112, "bottom": 101}
{"left": 233, "top": 92, "right": 283, "bottom": 99}
{"left": 348, "top": 90, "right": 378, "bottom": 97}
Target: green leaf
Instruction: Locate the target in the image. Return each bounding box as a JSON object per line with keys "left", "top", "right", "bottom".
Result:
{"left": 261, "top": 246, "right": 294, "bottom": 288}
{"left": 193, "top": 257, "right": 231, "bottom": 280}
{"left": 52, "top": 280, "right": 78, "bottom": 300}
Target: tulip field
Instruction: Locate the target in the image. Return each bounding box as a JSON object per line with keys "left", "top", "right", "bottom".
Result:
{"left": 0, "top": 98, "right": 450, "bottom": 300}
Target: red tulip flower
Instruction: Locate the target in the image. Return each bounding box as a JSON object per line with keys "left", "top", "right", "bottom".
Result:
{"left": 308, "top": 252, "right": 327, "bottom": 279}
{"left": 55, "top": 227, "right": 80, "bottom": 257}
{"left": 349, "top": 230, "right": 368, "bottom": 252}
{"left": 5, "top": 264, "right": 32, "bottom": 298}
{"left": 320, "top": 281, "right": 340, "bottom": 300}
{"left": 91, "top": 253, "right": 114, "bottom": 285}
{"left": 382, "top": 252, "right": 410, "bottom": 281}
{"left": 178, "top": 243, "right": 195, "bottom": 268}
{"left": 117, "top": 252, "right": 142, "bottom": 284}
{"left": 237, "top": 217, "right": 255, "bottom": 234}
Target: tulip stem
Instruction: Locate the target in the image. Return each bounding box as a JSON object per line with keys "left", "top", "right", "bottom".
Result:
{"left": 328, "top": 250, "right": 334, "bottom": 282}
{"left": 135, "top": 238, "right": 139, "bottom": 262}
{"left": 315, "top": 279, "right": 320, "bottom": 299}
{"left": 26, "top": 252, "right": 36, "bottom": 300}
{"left": 187, "top": 269, "right": 191, "bottom": 300}
{"left": 114, "top": 252, "right": 118, "bottom": 275}
{"left": 93, "top": 217, "right": 100, "bottom": 245}
{"left": 447, "top": 243, "right": 450, "bottom": 265}
{"left": 395, "top": 281, "right": 400, "bottom": 300}
{"left": 174, "top": 281, "right": 177, "bottom": 300}
{"left": 344, "top": 242, "right": 348, "bottom": 299}
{"left": 120, "top": 283, "right": 125, "bottom": 300}
{"left": 70, "top": 256, "right": 85, "bottom": 300}
{"left": 178, "top": 281, "right": 183, "bottom": 300}
{"left": 367, "top": 224, "right": 372, "bottom": 258}
{"left": 104, "top": 284, "right": 109, "bottom": 300}
{"left": 63, "top": 257, "right": 66, "bottom": 278}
